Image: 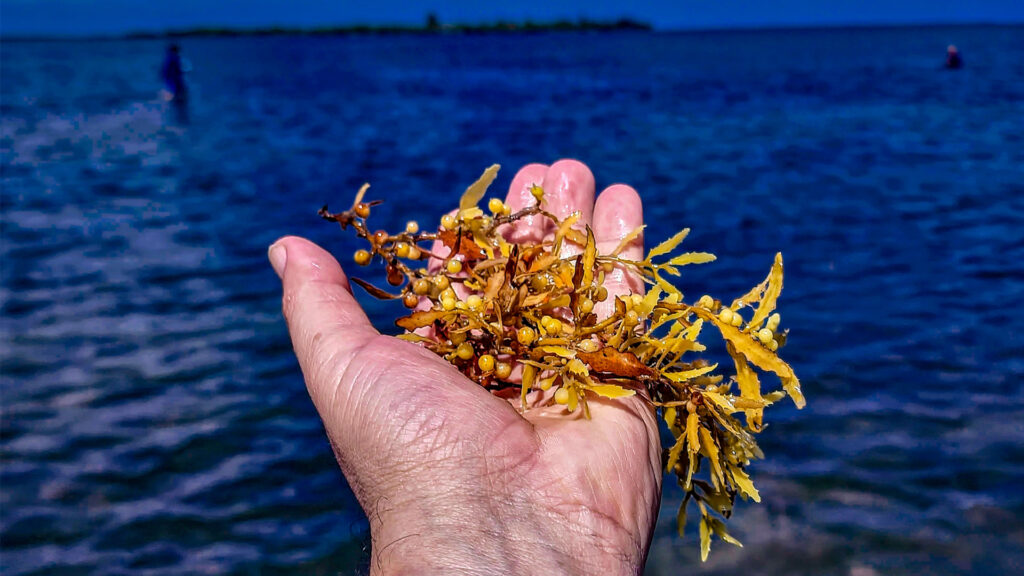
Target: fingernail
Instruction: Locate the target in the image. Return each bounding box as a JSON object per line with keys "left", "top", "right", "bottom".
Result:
{"left": 268, "top": 242, "right": 287, "bottom": 279}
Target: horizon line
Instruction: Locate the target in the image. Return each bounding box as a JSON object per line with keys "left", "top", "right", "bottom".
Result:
{"left": 3, "top": 19, "right": 1022, "bottom": 42}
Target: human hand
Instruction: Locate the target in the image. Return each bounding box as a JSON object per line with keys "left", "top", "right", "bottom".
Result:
{"left": 269, "top": 160, "right": 661, "bottom": 575}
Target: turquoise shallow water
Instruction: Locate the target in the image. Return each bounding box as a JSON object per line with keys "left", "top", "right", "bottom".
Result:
{"left": 2, "top": 26, "right": 1023, "bottom": 574}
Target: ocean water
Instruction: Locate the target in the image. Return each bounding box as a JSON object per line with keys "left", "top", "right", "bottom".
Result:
{"left": 2, "top": 26, "right": 1023, "bottom": 575}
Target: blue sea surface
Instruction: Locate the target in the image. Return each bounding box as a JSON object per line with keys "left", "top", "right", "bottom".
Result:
{"left": 2, "top": 26, "right": 1023, "bottom": 575}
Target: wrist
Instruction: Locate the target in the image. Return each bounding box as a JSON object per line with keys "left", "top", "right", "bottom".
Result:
{"left": 368, "top": 494, "right": 645, "bottom": 576}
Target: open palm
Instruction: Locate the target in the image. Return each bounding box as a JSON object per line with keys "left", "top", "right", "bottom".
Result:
{"left": 270, "top": 160, "right": 661, "bottom": 575}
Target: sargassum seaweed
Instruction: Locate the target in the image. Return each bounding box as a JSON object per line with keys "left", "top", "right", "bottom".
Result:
{"left": 319, "top": 165, "right": 805, "bottom": 561}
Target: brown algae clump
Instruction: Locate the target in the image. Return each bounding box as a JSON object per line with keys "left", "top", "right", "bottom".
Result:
{"left": 319, "top": 165, "right": 805, "bottom": 560}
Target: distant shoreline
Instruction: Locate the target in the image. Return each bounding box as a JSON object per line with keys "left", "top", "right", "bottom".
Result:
{"left": 4, "top": 18, "right": 651, "bottom": 43}
{"left": 4, "top": 20, "right": 1021, "bottom": 43}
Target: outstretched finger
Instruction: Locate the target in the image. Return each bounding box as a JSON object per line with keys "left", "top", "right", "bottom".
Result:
{"left": 541, "top": 159, "right": 595, "bottom": 258}
{"left": 592, "top": 184, "right": 645, "bottom": 319}
{"left": 501, "top": 163, "right": 549, "bottom": 244}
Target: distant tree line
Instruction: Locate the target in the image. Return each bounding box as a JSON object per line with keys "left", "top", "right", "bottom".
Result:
{"left": 116, "top": 16, "right": 651, "bottom": 40}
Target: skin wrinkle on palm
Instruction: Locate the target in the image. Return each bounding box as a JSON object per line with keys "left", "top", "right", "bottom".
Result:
{"left": 272, "top": 159, "right": 801, "bottom": 572}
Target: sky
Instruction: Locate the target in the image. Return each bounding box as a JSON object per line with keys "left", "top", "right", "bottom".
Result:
{"left": 2, "top": 0, "right": 1023, "bottom": 36}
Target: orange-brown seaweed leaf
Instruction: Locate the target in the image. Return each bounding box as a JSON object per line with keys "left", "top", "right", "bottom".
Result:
{"left": 472, "top": 227, "right": 495, "bottom": 260}
{"left": 746, "top": 252, "right": 783, "bottom": 330}
{"left": 571, "top": 250, "right": 586, "bottom": 312}
{"left": 438, "top": 229, "right": 488, "bottom": 261}
{"left": 580, "top": 227, "right": 597, "bottom": 289}
{"left": 578, "top": 347, "right": 658, "bottom": 379}
{"left": 522, "top": 291, "right": 556, "bottom": 308}
{"left": 351, "top": 183, "right": 370, "bottom": 208}
{"left": 483, "top": 269, "right": 505, "bottom": 301}
{"left": 504, "top": 245, "right": 520, "bottom": 279}
{"left": 396, "top": 310, "right": 449, "bottom": 331}
{"left": 459, "top": 164, "right": 500, "bottom": 211}
{"left": 351, "top": 277, "right": 401, "bottom": 300}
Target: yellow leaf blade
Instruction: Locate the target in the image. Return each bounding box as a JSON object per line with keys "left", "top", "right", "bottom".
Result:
{"left": 664, "top": 363, "right": 718, "bottom": 383}
{"left": 553, "top": 211, "right": 582, "bottom": 253}
{"left": 782, "top": 375, "right": 806, "bottom": 408}
{"left": 709, "top": 517, "right": 743, "bottom": 548}
{"left": 747, "top": 252, "right": 783, "bottom": 330}
{"left": 692, "top": 307, "right": 804, "bottom": 408}
{"left": 588, "top": 384, "right": 636, "bottom": 399}
{"left": 459, "top": 164, "right": 500, "bottom": 211}
{"left": 683, "top": 318, "right": 704, "bottom": 341}
{"left": 730, "top": 466, "right": 761, "bottom": 502}
{"left": 565, "top": 358, "right": 588, "bottom": 377}
{"left": 646, "top": 228, "right": 690, "bottom": 260}
{"left": 728, "top": 342, "right": 764, "bottom": 430}
{"left": 664, "top": 406, "right": 680, "bottom": 433}
{"left": 537, "top": 345, "right": 576, "bottom": 359}
{"left": 639, "top": 286, "right": 662, "bottom": 317}
{"left": 665, "top": 435, "right": 686, "bottom": 473}
{"left": 702, "top": 391, "right": 739, "bottom": 415}
{"left": 520, "top": 363, "right": 537, "bottom": 411}
{"left": 567, "top": 386, "right": 579, "bottom": 413}
{"left": 395, "top": 333, "right": 430, "bottom": 343}
{"left": 655, "top": 272, "right": 679, "bottom": 296}
{"left": 699, "top": 515, "right": 711, "bottom": 562}
{"left": 611, "top": 224, "right": 646, "bottom": 257}
{"left": 580, "top": 228, "right": 597, "bottom": 288}
{"left": 666, "top": 252, "right": 717, "bottom": 267}
{"left": 686, "top": 411, "right": 700, "bottom": 454}
{"left": 699, "top": 426, "right": 725, "bottom": 487}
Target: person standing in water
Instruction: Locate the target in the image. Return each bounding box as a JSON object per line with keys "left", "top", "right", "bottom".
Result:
{"left": 945, "top": 45, "right": 963, "bottom": 69}
{"left": 161, "top": 44, "right": 188, "bottom": 101}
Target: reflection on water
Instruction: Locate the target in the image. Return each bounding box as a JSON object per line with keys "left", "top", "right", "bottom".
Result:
{"left": 2, "top": 26, "right": 1024, "bottom": 575}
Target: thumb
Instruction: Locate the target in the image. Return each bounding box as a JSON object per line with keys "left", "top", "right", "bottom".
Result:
{"left": 269, "top": 235, "right": 530, "bottom": 511}
{"left": 269, "top": 237, "right": 513, "bottom": 448}
{"left": 269, "top": 235, "right": 380, "bottom": 427}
